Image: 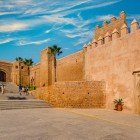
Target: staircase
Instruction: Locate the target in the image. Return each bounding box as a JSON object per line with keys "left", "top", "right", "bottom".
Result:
{"left": 0, "top": 100, "right": 51, "bottom": 110}
{"left": 0, "top": 82, "right": 18, "bottom": 93}
{"left": 0, "top": 82, "right": 51, "bottom": 110}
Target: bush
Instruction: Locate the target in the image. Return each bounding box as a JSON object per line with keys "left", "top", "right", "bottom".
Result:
{"left": 29, "top": 86, "right": 36, "bottom": 91}
{"left": 113, "top": 98, "right": 124, "bottom": 105}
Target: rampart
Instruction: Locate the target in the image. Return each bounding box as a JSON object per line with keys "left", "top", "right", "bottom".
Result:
{"left": 29, "top": 50, "right": 84, "bottom": 87}
{"left": 30, "top": 63, "right": 40, "bottom": 87}
{"left": 84, "top": 12, "right": 140, "bottom": 113}
{"left": 31, "top": 81, "right": 106, "bottom": 108}
{"left": 94, "top": 11, "right": 126, "bottom": 40}
{"left": 57, "top": 51, "right": 84, "bottom": 81}
{"left": 12, "top": 61, "right": 30, "bottom": 86}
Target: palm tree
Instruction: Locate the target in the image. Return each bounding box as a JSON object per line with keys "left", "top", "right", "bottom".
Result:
{"left": 15, "top": 57, "right": 23, "bottom": 62}
{"left": 48, "top": 45, "right": 62, "bottom": 82}
{"left": 24, "top": 58, "right": 34, "bottom": 74}
{"left": 24, "top": 58, "right": 34, "bottom": 86}
{"left": 15, "top": 57, "right": 24, "bottom": 85}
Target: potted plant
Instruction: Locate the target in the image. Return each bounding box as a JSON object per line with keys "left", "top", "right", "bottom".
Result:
{"left": 113, "top": 98, "right": 124, "bottom": 111}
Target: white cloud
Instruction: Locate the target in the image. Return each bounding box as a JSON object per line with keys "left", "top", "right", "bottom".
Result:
{"left": 74, "top": 31, "right": 93, "bottom": 46}
{"left": 0, "top": 22, "right": 28, "bottom": 32}
{"left": 0, "top": 0, "right": 121, "bottom": 32}
{"left": 60, "top": 27, "right": 92, "bottom": 39}
{"left": 54, "top": 0, "right": 122, "bottom": 17}
{"left": 0, "top": 11, "right": 19, "bottom": 16}
{"left": 63, "top": 48, "right": 70, "bottom": 50}
{"left": 61, "top": 27, "right": 93, "bottom": 46}
{"left": 20, "top": 0, "right": 121, "bottom": 17}
{"left": 0, "top": 18, "right": 47, "bottom": 32}
{"left": 42, "top": 15, "right": 77, "bottom": 26}
{"left": 127, "top": 14, "right": 140, "bottom": 20}
{"left": 22, "top": 0, "right": 92, "bottom": 16}
{"left": 0, "top": 0, "right": 123, "bottom": 49}
{"left": 45, "top": 25, "right": 64, "bottom": 34}
{"left": 0, "top": 38, "right": 14, "bottom": 44}
{"left": 95, "top": 14, "right": 115, "bottom": 22}
{"left": 24, "top": 7, "right": 46, "bottom": 15}
{"left": 18, "top": 38, "right": 51, "bottom": 46}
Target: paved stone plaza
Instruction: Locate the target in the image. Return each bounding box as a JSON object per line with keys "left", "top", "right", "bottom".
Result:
{"left": 0, "top": 108, "right": 140, "bottom": 140}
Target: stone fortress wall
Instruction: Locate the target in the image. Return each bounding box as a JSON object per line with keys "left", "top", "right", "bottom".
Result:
{"left": 94, "top": 11, "right": 127, "bottom": 40}
{"left": 0, "top": 60, "right": 29, "bottom": 86}
{"left": 30, "top": 63, "right": 40, "bottom": 87}
{"left": 0, "top": 11, "right": 140, "bottom": 114}
{"left": 12, "top": 61, "right": 29, "bottom": 86}
{"left": 84, "top": 11, "right": 140, "bottom": 113}
{"left": 0, "top": 60, "right": 13, "bottom": 82}
{"left": 31, "top": 81, "right": 105, "bottom": 108}
{"left": 30, "top": 49, "right": 84, "bottom": 87}
{"left": 57, "top": 50, "right": 84, "bottom": 82}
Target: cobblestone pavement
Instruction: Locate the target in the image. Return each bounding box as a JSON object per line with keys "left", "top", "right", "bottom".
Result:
{"left": 0, "top": 108, "right": 140, "bottom": 140}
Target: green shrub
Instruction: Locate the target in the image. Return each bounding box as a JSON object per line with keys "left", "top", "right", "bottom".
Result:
{"left": 29, "top": 86, "right": 36, "bottom": 91}
{"left": 113, "top": 98, "right": 124, "bottom": 105}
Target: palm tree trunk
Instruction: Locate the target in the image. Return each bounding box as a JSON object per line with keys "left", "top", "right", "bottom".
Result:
{"left": 54, "top": 57, "right": 57, "bottom": 82}
{"left": 19, "top": 62, "right": 21, "bottom": 85}
{"left": 28, "top": 66, "right": 30, "bottom": 86}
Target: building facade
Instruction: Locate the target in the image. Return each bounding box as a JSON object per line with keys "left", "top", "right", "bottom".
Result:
{"left": 0, "top": 60, "right": 29, "bottom": 86}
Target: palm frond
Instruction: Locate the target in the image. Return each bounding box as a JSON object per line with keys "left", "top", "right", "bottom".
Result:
{"left": 48, "top": 45, "right": 62, "bottom": 57}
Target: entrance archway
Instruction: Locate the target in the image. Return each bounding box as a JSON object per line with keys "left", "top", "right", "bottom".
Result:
{"left": 0, "top": 71, "right": 6, "bottom": 82}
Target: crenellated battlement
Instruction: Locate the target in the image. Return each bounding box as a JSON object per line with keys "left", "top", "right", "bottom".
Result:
{"left": 94, "top": 11, "right": 127, "bottom": 40}
{"left": 83, "top": 12, "right": 140, "bottom": 51}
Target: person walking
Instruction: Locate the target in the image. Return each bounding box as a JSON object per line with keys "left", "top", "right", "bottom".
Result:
{"left": 1, "top": 84, "right": 5, "bottom": 94}
{"left": 0, "top": 85, "right": 2, "bottom": 93}
{"left": 19, "top": 84, "right": 22, "bottom": 95}
{"left": 22, "top": 86, "right": 25, "bottom": 94}
{"left": 26, "top": 86, "right": 29, "bottom": 95}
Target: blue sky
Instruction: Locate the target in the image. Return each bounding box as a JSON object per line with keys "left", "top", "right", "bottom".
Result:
{"left": 0, "top": 0, "right": 140, "bottom": 63}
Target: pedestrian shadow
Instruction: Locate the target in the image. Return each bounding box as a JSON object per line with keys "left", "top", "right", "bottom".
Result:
{"left": 7, "top": 96, "right": 27, "bottom": 100}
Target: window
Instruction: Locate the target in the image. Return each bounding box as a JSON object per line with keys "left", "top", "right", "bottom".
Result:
{"left": 15, "top": 66, "right": 18, "bottom": 69}
{"left": 21, "top": 66, "right": 24, "bottom": 69}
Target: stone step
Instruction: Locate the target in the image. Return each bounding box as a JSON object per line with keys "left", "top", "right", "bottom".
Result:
{"left": 0, "top": 106, "right": 51, "bottom": 110}
{"left": 0, "top": 103, "right": 50, "bottom": 106}
{"left": 0, "top": 100, "right": 49, "bottom": 104}
{"left": 0, "top": 82, "right": 18, "bottom": 93}
{"left": 0, "top": 100, "right": 46, "bottom": 103}
{"left": 0, "top": 105, "right": 50, "bottom": 108}
{"left": 0, "top": 104, "right": 49, "bottom": 107}
{"left": 0, "top": 100, "right": 51, "bottom": 110}
{"left": 0, "top": 103, "right": 49, "bottom": 106}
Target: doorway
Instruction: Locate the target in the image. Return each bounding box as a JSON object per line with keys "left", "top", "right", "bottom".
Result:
{"left": 133, "top": 71, "right": 140, "bottom": 114}
{"left": 0, "top": 71, "right": 6, "bottom": 82}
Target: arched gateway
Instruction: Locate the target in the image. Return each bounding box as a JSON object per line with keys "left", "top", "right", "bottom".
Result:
{"left": 0, "top": 71, "right": 6, "bottom": 82}
{"left": 0, "top": 61, "right": 13, "bottom": 83}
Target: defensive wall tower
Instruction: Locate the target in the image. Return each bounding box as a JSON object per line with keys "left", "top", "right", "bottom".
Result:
{"left": 83, "top": 11, "right": 139, "bottom": 50}
{"left": 94, "top": 11, "right": 127, "bottom": 41}
{"left": 83, "top": 11, "right": 140, "bottom": 113}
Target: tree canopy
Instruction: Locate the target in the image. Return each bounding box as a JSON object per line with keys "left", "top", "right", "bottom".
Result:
{"left": 48, "top": 45, "right": 62, "bottom": 57}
